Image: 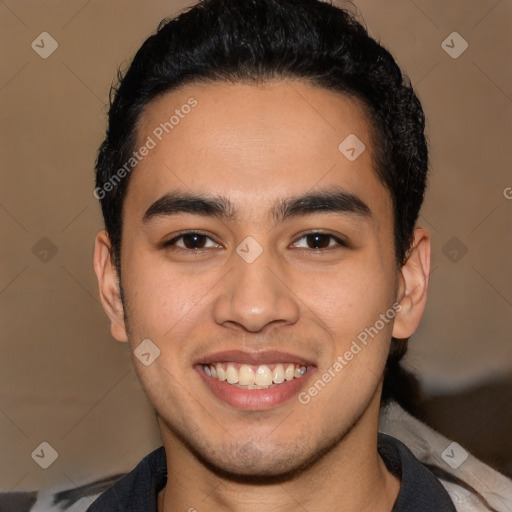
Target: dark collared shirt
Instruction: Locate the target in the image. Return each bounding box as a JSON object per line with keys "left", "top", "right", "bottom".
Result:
{"left": 86, "top": 433, "right": 457, "bottom": 511}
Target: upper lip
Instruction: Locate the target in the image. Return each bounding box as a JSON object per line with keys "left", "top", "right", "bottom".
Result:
{"left": 194, "top": 350, "right": 316, "bottom": 367}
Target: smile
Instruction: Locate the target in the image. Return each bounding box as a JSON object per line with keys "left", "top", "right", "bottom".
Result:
{"left": 202, "top": 362, "right": 308, "bottom": 388}
{"left": 195, "top": 351, "right": 315, "bottom": 411}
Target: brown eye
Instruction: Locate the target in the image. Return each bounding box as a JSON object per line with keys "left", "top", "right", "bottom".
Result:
{"left": 306, "top": 233, "right": 331, "bottom": 249}
{"left": 293, "top": 232, "right": 346, "bottom": 250}
{"left": 181, "top": 233, "right": 208, "bottom": 249}
{"left": 164, "top": 232, "right": 219, "bottom": 250}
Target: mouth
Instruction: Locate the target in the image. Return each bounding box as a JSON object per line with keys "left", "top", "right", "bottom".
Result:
{"left": 202, "top": 362, "right": 307, "bottom": 388}
{"left": 194, "top": 350, "right": 316, "bottom": 411}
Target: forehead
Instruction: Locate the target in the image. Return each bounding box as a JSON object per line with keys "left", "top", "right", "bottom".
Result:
{"left": 127, "top": 80, "right": 391, "bottom": 223}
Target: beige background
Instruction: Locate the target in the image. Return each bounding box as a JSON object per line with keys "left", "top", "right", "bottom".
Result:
{"left": 1, "top": 0, "right": 511, "bottom": 492}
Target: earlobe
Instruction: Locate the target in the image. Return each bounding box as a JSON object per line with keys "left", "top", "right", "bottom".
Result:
{"left": 93, "top": 230, "right": 128, "bottom": 342}
{"left": 392, "top": 228, "right": 431, "bottom": 340}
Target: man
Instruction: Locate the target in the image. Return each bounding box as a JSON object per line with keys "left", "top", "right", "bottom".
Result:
{"left": 85, "top": 0, "right": 510, "bottom": 511}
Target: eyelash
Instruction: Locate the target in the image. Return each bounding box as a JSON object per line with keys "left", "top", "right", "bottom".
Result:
{"left": 162, "top": 231, "right": 348, "bottom": 252}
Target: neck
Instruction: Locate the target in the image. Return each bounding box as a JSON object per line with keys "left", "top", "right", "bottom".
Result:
{"left": 157, "top": 393, "right": 400, "bottom": 512}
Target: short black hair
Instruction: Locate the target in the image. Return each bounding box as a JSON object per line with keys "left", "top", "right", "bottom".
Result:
{"left": 95, "top": 0, "right": 429, "bottom": 411}
{"left": 95, "top": 0, "right": 428, "bottom": 271}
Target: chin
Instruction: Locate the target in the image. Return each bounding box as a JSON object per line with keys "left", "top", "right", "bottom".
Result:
{"left": 183, "top": 433, "right": 343, "bottom": 484}
{"left": 199, "top": 451, "right": 314, "bottom": 483}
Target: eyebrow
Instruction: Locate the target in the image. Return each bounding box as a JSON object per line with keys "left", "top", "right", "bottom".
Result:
{"left": 142, "top": 188, "right": 372, "bottom": 225}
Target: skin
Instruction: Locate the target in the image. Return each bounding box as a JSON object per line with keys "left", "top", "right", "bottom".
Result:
{"left": 94, "top": 80, "right": 431, "bottom": 512}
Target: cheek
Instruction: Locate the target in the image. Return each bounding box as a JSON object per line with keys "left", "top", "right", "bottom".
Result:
{"left": 302, "top": 257, "right": 395, "bottom": 337}
{"left": 121, "top": 252, "right": 217, "bottom": 341}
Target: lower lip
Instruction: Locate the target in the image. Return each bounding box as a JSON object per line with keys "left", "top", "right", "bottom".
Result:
{"left": 196, "top": 366, "right": 315, "bottom": 411}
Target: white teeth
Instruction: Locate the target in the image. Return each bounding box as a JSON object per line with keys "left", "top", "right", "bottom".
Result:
{"left": 273, "top": 364, "right": 285, "bottom": 384}
{"left": 238, "top": 364, "right": 255, "bottom": 385}
{"left": 232, "top": 383, "right": 275, "bottom": 390}
{"left": 204, "top": 362, "right": 307, "bottom": 387}
{"left": 216, "top": 363, "right": 226, "bottom": 381}
{"left": 255, "top": 365, "right": 273, "bottom": 386}
{"left": 226, "top": 364, "right": 238, "bottom": 384}
{"left": 294, "top": 365, "right": 306, "bottom": 378}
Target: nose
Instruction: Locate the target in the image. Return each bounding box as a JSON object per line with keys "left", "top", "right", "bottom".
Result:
{"left": 212, "top": 246, "right": 300, "bottom": 333}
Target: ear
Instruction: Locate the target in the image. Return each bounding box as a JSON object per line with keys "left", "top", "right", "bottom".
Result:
{"left": 93, "top": 230, "right": 128, "bottom": 342}
{"left": 392, "top": 227, "right": 431, "bottom": 339}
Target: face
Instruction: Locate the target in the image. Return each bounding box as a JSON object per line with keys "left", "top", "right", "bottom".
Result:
{"left": 96, "top": 80, "right": 423, "bottom": 478}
